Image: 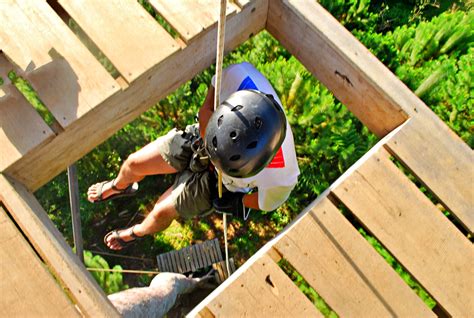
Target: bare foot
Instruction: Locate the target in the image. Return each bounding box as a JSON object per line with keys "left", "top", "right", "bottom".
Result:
{"left": 87, "top": 180, "right": 120, "bottom": 203}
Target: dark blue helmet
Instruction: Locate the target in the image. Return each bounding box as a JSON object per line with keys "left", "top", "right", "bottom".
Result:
{"left": 205, "top": 89, "right": 286, "bottom": 178}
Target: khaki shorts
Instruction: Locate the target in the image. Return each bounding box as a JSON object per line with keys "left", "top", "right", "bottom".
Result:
{"left": 156, "top": 125, "right": 216, "bottom": 219}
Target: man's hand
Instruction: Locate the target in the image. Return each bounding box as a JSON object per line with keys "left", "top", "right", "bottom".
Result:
{"left": 212, "top": 191, "right": 246, "bottom": 218}
{"left": 198, "top": 86, "right": 215, "bottom": 139}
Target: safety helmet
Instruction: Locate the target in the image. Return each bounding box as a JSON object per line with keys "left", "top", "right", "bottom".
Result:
{"left": 204, "top": 89, "right": 286, "bottom": 178}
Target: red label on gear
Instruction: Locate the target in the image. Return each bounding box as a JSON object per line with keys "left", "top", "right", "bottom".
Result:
{"left": 267, "top": 147, "right": 285, "bottom": 168}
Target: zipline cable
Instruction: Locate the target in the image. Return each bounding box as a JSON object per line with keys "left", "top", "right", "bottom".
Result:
{"left": 214, "top": 0, "right": 231, "bottom": 279}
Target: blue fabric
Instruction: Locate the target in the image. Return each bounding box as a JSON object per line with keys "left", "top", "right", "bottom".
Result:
{"left": 237, "top": 76, "right": 258, "bottom": 91}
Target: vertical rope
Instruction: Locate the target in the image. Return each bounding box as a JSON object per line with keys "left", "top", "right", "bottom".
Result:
{"left": 214, "top": 0, "right": 231, "bottom": 279}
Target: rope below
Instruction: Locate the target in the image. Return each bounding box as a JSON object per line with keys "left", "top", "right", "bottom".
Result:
{"left": 87, "top": 268, "right": 160, "bottom": 275}
{"left": 214, "top": 0, "right": 231, "bottom": 279}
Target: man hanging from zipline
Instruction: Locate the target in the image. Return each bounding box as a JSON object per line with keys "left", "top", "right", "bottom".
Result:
{"left": 87, "top": 62, "right": 300, "bottom": 250}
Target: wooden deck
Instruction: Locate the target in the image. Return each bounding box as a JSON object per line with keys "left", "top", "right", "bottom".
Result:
{"left": 0, "top": 0, "right": 472, "bottom": 317}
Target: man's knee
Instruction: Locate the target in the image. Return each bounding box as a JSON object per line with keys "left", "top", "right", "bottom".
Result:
{"left": 151, "top": 201, "right": 179, "bottom": 223}
{"left": 124, "top": 152, "right": 142, "bottom": 171}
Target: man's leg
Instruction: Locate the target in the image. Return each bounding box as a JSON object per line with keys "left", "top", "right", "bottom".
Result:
{"left": 105, "top": 186, "right": 178, "bottom": 250}
{"left": 88, "top": 137, "right": 178, "bottom": 202}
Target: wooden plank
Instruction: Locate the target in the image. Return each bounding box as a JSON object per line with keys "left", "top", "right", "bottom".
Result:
{"left": 0, "top": 1, "right": 52, "bottom": 70}
{"left": 195, "top": 243, "right": 205, "bottom": 269}
{"left": 0, "top": 1, "right": 119, "bottom": 128}
{"left": 0, "top": 55, "right": 55, "bottom": 171}
{"left": 209, "top": 239, "right": 219, "bottom": 264}
{"left": 332, "top": 148, "right": 474, "bottom": 317}
{"left": 148, "top": 0, "right": 238, "bottom": 43}
{"left": 195, "top": 243, "right": 204, "bottom": 268}
{"left": 167, "top": 250, "right": 177, "bottom": 272}
{"left": 202, "top": 242, "right": 213, "bottom": 267}
{"left": 213, "top": 238, "right": 224, "bottom": 262}
{"left": 158, "top": 255, "right": 166, "bottom": 272}
{"left": 202, "top": 240, "right": 213, "bottom": 266}
{"left": 213, "top": 258, "right": 236, "bottom": 283}
{"left": 182, "top": 248, "right": 191, "bottom": 273}
{"left": 234, "top": 0, "right": 251, "bottom": 8}
{"left": 194, "top": 243, "right": 204, "bottom": 269}
{"left": 59, "top": 0, "right": 179, "bottom": 83}
{"left": 275, "top": 197, "right": 433, "bottom": 317}
{"left": 166, "top": 252, "right": 174, "bottom": 272}
{"left": 267, "top": 0, "right": 407, "bottom": 137}
{"left": 385, "top": 119, "right": 474, "bottom": 233}
{"left": 5, "top": 0, "right": 268, "bottom": 191}
{"left": 213, "top": 258, "right": 236, "bottom": 282}
{"left": 190, "top": 245, "right": 199, "bottom": 272}
{"left": 177, "top": 249, "right": 186, "bottom": 273}
{"left": 204, "top": 254, "right": 322, "bottom": 317}
{"left": 197, "top": 306, "right": 215, "bottom": 318}
{"left": 175, "top": 252, "right": 183, "bottom": 272}
{"left": 163, "top": 254, "right": 172, "bottom": 272}
{"left": 156, "top": 254, "right": 165, "bottom": 271}
{"left": 0, "top": 174, "right": 119, "bottom": 317}
{"left": 184, "top": 247, "right": 192, "bottom": 271}
{"left": 164, "top": 254, "right": 171, "bottom": 272}
{"left": 203, "top": 240, "right": 214, "bottom": 264}
{"left": 177, "top": 249, "right": 187, "bottom": 272}
{"left": 173, "top": 251, "right": 183, "bottom": 273}
{"left": 0, "top": 207, "right": 80, "bottom": 317}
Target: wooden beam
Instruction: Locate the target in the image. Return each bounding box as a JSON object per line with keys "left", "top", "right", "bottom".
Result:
{"left": 331, "top": 148, "right": 474, "bottom": 317}
{"left": 274, "top": 197, "right": 434, "bottom": 317}
{"left": 4, "top": 0, "right": 268, "bottom": 191}
{"left": 0, "top": 174, "right": 120, "bottom": 317}
{"left": 267, "top": 0, "right": 408, "bottom": 137}
{"left": 0, "top": 206, "right": 80, "bottom": 318}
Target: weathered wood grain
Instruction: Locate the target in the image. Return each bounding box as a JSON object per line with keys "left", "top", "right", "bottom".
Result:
{"left": 332, "top": 148, "right": 474, "bottom": 317}
{"left": 275, "top": 197, "right": 434, "bottom": 317}
{"left": 203, "top": 254, "right": 323, "bottom": 317}
{"left": 59, "top": 0, "right": 179, "bottom": 83}
{"left": 0, "top": 207, "right": 80, "bottom": 317}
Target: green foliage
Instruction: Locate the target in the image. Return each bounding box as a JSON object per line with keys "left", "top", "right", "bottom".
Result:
{"left": 392, "top": 17, "right": 474, "bottom": 147}
{"left": 138, "top": 0, "right": 179, "bottom": 38}
{"left": 68, "top": 19, "right": 119, "bottom": 78}
{"left": 153, "top": 220, "right": 193, "bottom": 251}
{"left": 84, "top": 250, "right": 128, "bottom": 294}
{"left": 358, "top": 229, "right": 437, "bottom": 308}
{"left": 318, "top": 0, "right": 379, "bottom": 31}
{"left": 7, "top": 71, "right": 55, "bottom": 125}
{"left": 392, "top": 11, "right": 473, "bottom": 66}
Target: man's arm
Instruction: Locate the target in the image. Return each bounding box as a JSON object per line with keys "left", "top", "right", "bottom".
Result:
{"left": 243, "top": 192, "right": 259, "bottom": 210}
{"left": 198, "top": 86, "right": 215, "bottom": 139}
